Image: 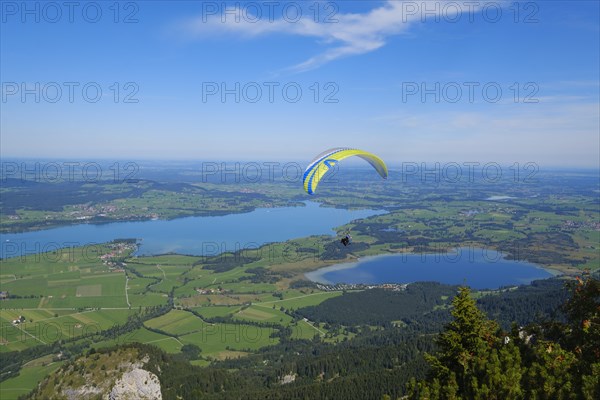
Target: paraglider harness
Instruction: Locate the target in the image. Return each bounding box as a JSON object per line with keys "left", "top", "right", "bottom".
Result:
{"left": 341, "top": 230, "right": 352, "bottom": 246}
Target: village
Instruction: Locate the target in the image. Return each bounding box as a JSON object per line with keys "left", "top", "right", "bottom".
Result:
{"left": 68, "top": 203, "right": 160, "bottom": 222}
{"left": 100, "top": 240, "right": 139, "bottom": 271}
{"left": 315, "top": 283, "right": 408, "bottom": 292}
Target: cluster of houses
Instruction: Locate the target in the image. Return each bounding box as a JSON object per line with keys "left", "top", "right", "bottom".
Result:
{"left": 99, "top": 241, "right": 138, "bottom": 271}
{"left": 315, "top": 283, "right": 407, "bottom": 292}
{"left": 70, "top": 204, "right": 118, "bottom": 218}
{"left": 68, "top": 204, "right": 159, "bottom": 221}
{"left": 562, "top": 219, "right": 600, "bottom": 231}
{"left": 195, "top": 287, "right": 229, "bottom": 295}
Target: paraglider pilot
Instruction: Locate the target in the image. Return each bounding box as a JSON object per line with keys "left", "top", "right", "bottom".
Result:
{"left": 341, "top": 234, "right": 352, "bottom": 246}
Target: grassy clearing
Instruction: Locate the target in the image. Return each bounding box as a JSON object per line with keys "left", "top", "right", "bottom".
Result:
{"left": 189, "top": 305, "right": 241, "bottom": 319}
{"left": 234, "top": 306, "right": 292, "bottom": 324}
{"left": 290, "top": 319, "right": 322, "bottom": 340}
{"left": 254, "top": 291, "right": 343, "bottom": 311}
{"left": 144, "top": 310, "right": 204, "bottom": 336}
{"left": 93, "top": 327, "right": 183, "bottom": 354}
{"left": 179, "top": 322, "right": 278, "bottom": 357}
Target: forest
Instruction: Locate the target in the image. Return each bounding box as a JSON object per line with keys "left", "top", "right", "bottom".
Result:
{"left": 22, "top": 275, "right": 600, "bottom": 399}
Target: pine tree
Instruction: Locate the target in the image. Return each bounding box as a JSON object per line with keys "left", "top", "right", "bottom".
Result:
{"left": 563, "top": 274, "right": 600, "bottom": 367}
{"left": 409, "top": 286, "right": 523, "bottom": 399}
{"left": 429, "top": 287, "right": 498, "bottom": 389}
{"left": 560, "top": 274, "right": 600, "bottom": 398}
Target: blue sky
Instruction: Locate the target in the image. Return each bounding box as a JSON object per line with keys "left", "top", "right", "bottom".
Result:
{"left": 1, "top": 0, "right": 599, "bottom": 167}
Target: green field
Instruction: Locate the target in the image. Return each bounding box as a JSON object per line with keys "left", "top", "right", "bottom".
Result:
{"left": 144, "top": 310, "right": 204, "bottom": 336}
{"left": 190, "top": 305, "right": 241, "bottom": 319}
{"left": 92, "top": 327, "right": 183, "bottom": 354}
{"left": 291, "top": 319, "right": 324, "bottom": 340}
{"left": 254, "top": 292, "right": 344, "bottom": 311}
{"left": 179, "top": 323, "right": 278, "bottom": 357}
{"left": 234, "top": 305, "right": 293, "bottom": 324}
{"left": 0, "top": 309, "right": 135, "bottom": 352}
{"left": 2, "top": 171, "right": 599, "bottom": 397}
{"left": 0, "top": 356, "right": 64, "bottom": 400}
{"left": 0, "top": 240, "right": 351, "bottom": 361}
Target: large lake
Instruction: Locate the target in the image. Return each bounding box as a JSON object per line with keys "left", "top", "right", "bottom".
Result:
{"left": 305, "top": 247, "right": 556, "bottom": 290}
{"left": 0, "top": 202, "right": 385, "bottom": 258}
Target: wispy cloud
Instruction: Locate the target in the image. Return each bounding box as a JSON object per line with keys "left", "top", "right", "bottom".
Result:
{"left": 180, "top": 1, "right": 484, "bottom": 72}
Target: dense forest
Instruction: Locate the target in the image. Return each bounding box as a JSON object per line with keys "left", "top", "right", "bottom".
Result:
{"left": 407, "top": 275, "right": 600, "bottom": 399}
{"left": 296, "top": 279, "right": 570, "bottom": 330}
{"left": 23, "top": 276, "right": 599, "bottom": 399}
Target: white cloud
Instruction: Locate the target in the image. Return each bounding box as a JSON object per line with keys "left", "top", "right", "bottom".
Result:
{"left": 181, "top": 1, "right": 484, "bottom": 72}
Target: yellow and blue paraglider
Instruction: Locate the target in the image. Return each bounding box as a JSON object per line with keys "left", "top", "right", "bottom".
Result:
{"left": 302, "top": 148, "right": 388, "bottom": 195}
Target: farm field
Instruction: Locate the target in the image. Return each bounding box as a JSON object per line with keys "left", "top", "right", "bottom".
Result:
{"left": 0, "top": 240, "right": 346, "bottom": 356}
{"left": 2, "top": 2, "right": 599, "bottom": 395}
{"left": 1, "top": 171, "right": 598, "bottom": 399}
{"left": 0, "top": 359, "right": 64, "bottom": 400}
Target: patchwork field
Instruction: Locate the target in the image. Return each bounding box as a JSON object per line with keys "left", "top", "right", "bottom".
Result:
{"left": 0, "top": 242, "right": 345, "bottom": 357}
{"left": 0, "top": 359, "right": 64, "bottom": 400}
{"left": 3, "top": 181, "right": 597, "bottom": 396}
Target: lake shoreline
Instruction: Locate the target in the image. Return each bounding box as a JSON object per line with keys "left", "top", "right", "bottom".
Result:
{"left": 304, "top": 247, "right": 564, "bottom": 290}
{"left": 0, "top": 202, "right": 386, "bottom": 259}
{"left": 0, "top": 205, "right": 284, "bottom": 235}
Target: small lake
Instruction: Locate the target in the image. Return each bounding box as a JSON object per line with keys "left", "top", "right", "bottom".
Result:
{"left": 1, "top": 202, "right": 385, "bottom": 258}
{"left": 305, "top": 247, "right": 557, "bottom": 290}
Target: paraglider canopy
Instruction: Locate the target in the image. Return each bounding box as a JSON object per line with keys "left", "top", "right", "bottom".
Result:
{"left": 302, "top": 147, "right": 388, "bottom": 195}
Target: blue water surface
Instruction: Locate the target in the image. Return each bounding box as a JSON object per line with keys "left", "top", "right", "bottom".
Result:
{"left": 306, "top": 247, "right": 556, "bottom": 290}
{"left": 1, "top": 202, "right": 384, "bottom": 258}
